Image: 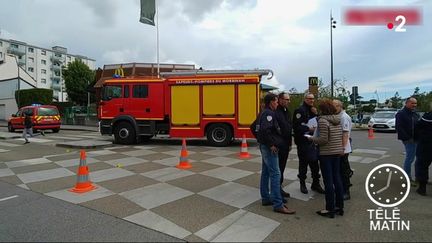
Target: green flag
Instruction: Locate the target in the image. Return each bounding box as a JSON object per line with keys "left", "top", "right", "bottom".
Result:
{"left": 140, "top": 0, "right": 156, "bottom": 26}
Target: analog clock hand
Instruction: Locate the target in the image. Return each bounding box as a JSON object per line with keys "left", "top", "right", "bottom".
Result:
{"left": 376, "top": 185, "right": 388, "bottom": 194}
{"left": 376, "top": 171, "right": 392, "bottom": 194}
{"left": 386, "top": 171, "right": 392, "bottom": 187}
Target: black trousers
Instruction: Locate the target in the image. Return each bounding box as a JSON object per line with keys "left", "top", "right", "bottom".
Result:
{"left": 415, "top": 143, "right": 432, "bottom": 183}
{"left": 340, "top": 153, "right": 353, "bottom": 194}
{"left": 278, "top": 144, "right": 289, "bottom": 185}
{"left": 297, "top": 145, "right": 320, "bottom": 181}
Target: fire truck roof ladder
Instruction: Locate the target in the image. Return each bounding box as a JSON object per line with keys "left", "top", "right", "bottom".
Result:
{"left": 160, "top": 69, "right": 273, "bottom": 79}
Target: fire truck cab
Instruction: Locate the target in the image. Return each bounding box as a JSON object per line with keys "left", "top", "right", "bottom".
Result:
{"left": 98, "top": 69, "right": 272, "bottom": 146}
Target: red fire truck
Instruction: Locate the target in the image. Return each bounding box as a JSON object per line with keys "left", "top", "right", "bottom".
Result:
{"left": 98, "top": 69, "right": 272, "bottom": 146}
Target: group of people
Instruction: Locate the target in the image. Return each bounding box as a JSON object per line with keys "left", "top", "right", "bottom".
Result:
{"left": 396, "top": 97, "right": 432, "bottom": 196}
{"left": 255, "top": 92, "right": 353, "bottom": 218}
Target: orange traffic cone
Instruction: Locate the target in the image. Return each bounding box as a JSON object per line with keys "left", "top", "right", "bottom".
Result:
{"left": 368, "top": 128, "right": 375, "bottom": 140}
{"left": 176, "top": 138, "right": 192, "bottom": 169}
{"left": 69, "top": 150, "right": 97, "bottom": 193}
{"left": 239, "top": 134, "right": 251, "bottom": 159}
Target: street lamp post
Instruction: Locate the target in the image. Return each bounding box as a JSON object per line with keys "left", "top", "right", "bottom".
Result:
{"left": 330, "top": 10, "right": 337, "bottom": 98}
{"left": 14, "top": 55, "right": 21, "bottom": 108}
{"left": 59, "top": 61, "right": 63, "bottom": 102}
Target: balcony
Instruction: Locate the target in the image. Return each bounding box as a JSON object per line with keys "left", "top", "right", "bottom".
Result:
{"left": 7, "top": 46, "right": 26, "bottom": 56}
{"left": 51, "top": 82, "right": 62, "bottom": 90}
{"left": 51, "top": 64, "right": 62, "bottom": 71}
{"left": 17, "top": 59, "right": 26, "bottom": 66}
{"left": 50, "top": 54, "right": 64, "bottom": 63}
{"left": 51, "top": 73, "right": 61, "bottom": 81}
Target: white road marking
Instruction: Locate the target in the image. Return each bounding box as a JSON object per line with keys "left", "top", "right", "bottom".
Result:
{"left": 0, "top": 195, "right": 19, "bottom": 202}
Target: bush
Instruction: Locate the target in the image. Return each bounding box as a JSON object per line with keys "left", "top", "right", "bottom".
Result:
{"left": 15, "top": 89, "right": 53, "bottom": 108}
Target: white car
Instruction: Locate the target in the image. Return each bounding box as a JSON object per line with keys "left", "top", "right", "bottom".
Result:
{"left": 368, "top": 111, "right": 397, "bottom": 131}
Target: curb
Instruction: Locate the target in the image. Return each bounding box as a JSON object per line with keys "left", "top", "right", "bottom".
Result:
{"left": 55, "top": 143, "right": 112, "bottom": 149}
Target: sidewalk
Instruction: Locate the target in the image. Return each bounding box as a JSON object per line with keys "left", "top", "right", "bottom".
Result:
{"left": 0, "top": 120, "right": 368, "bottom": 132}
{"left": 0, "top": 120, "right": 98, "bottom": 132}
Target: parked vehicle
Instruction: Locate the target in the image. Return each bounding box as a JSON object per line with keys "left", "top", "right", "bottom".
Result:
{"left": 98, "top": 69, "right": 272, "bottom": 146}
{"left": 368, "top": 111, "right": 397, "bottom": 131}
{"left": 8, "top": 104, "right": 61, "bottom": 133}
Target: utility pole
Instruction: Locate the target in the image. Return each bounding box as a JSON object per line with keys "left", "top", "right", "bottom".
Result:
{"left": 330, "top": 10, "right": 337, "bottom": 98}
{"left": 14, "top": 55, "right": 21, "bottom": 108}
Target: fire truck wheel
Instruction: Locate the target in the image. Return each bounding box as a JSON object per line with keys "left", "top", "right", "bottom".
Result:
{"left": 206, "top": 124, "right": 233, "bottom": 147}
{"left": 114, "top": 121, "right": 136, "bottom": 145}
{"left": 8, "top": 123, "right": 15, "bottom": 132}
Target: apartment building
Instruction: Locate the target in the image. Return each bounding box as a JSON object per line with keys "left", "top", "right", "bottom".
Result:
{"left": 0, "top": 38, "right": 96, "bottom": 102}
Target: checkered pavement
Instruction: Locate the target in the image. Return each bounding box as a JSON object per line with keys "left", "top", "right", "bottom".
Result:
{"left": 0, "top": 134, "right": 390, "bottom": 241}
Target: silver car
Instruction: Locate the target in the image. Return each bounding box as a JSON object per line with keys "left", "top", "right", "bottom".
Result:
{"left": 368, "top": 111, "right": 397, "bottom": 131}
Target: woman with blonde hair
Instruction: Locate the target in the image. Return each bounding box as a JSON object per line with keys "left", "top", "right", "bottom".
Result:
{"left": 306, "top": 99, "right": 344, "bottom": 218}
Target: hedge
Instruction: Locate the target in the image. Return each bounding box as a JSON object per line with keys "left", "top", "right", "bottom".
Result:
{"left": 15, "top": 88, "right": 53, "bottom": 108}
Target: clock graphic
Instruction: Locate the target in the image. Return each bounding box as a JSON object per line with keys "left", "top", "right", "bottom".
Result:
{"left": 365, "top": 164, "right": 410, "bottom": 208}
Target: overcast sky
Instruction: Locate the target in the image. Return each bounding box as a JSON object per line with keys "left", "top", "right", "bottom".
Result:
{"left": 1, "top": 0, "right": 431, "bottom": 101}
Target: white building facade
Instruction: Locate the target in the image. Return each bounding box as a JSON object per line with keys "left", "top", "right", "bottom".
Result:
{"left": 0, "top": 38, "right": 96, "bottom": 102}
{"left": 0, "top": 54, "right": 37, "bottom": 120}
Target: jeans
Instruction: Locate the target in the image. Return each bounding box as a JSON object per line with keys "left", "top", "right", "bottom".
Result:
{"left": 403, "top": 141, "right": 417, "bottom": 180}
{"left": 319, "top": 155, "right": 344, "bottom": 212}
{"left": 260, "top": 144, "right": 283, "bottom": 210}
{"left": 22, "top": 128, "right": 33, "bottom": 142}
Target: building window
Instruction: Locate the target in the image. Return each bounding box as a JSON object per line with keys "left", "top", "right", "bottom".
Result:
{"left": 11, "top": 43, "right": 18, "bottom": 48}
{"left": 28, "top": 67, "right": 34, "bottom": 72}
{"left": 133, "top": 85, "right": 148, "bottom": 98}
{"left": 28, "top": 47, "right": 34, "bottom": 53}
{"left": 29, "top": 57, "right": 34, "bottom": 63}
{"left": 0, "top": 41, "right": 2, "bottom": 47}
{"left": 41, "top": 78, "right": 46, "bottom": 84}
{"left": 41, "top": 60, "right": 46, "bottom": 65}
{"left": 41, "top": 50, "right": 46, "bottom": 55}
{"left": 0, "top": 52, "right": 2, "bottom": 58}
{"left": 41, "top": 69, "right": 46, "bottom": 74}
{"left": 67, "top": 56, "right": 71, "bottom": 61}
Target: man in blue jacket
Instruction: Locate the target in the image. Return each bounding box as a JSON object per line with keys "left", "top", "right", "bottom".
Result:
{"left": 396, "top": 97, "right": 420, "bottom": 183}
{"left": 257, "top": 93, "right": 295, "bottom": 214}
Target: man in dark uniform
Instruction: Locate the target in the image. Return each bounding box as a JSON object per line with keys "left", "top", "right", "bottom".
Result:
{"left": 275, "top": 92, "right": 292, "bottom": 198}
{"left": 292, "top": 93, "right": 325, "bottom": 194}
{"left": 258, "top": 93, "right": 295, "bottom": 214}
{"left": 414, "top": 103, "right": 432, "bottom": 195}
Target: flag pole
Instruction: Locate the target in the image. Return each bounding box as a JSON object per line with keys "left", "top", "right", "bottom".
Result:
{"left": 156, "top": 0, "right": 160, "bottom": 78}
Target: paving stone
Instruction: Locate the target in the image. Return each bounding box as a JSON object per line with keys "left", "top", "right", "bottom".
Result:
{"left": 80, "top": 194, "right": 145, "bottom": 219}
{"left": 27, "top": 175, "right": 77, "bottom": 194}
{"left": 152, "top": 194, "right": 238, "bottom": 233}
{"left": 124, "top": 210, "right": 191, "bottom": 239}
{"left": 123, "top": 162, "right": 168, "bottom": 174}
{"left": 120, "top": 183, "right": 193, "bottom": 209}
{"left": 167, "top": 174, "right": 226, "bottom": 193}
{"left": 46, "top": 185, "right": 114, "bottom": 204}
{"left": 199, "top": 182, "right": 260, "bottom": 208}
{"left": 97, "top": 174, "right": 159, "bottom": 193}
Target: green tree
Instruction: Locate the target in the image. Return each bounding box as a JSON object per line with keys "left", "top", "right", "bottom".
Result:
{"left": 318, "top": 78, "right": 351, "bottom": 108}
{"left": 63, "top": 60, "right": 95, "bottom": 105}
{"left": 411, "top": 87, "right": 432, "bottom": 112}
{"left": 387, "top": 92, "right": 403, "bottom": 109}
